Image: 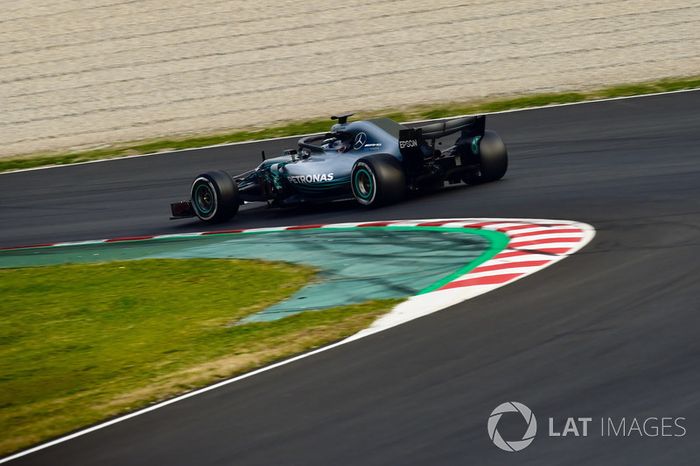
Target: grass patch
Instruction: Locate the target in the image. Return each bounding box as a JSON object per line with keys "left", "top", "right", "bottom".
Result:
{"left": 2, "top": 75, "right": 699, "bottom": 173}
{"left": 0, "top": 259, "right": 398, "bottom": 456}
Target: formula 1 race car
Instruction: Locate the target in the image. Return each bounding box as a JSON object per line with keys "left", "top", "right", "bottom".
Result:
{"left": 171, "top": 113, "right": 508, "bottom": 223}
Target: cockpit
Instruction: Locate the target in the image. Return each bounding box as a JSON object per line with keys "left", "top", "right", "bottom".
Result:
{"left": 321, "top": 132, "right": 353, "bottom": 152}
{"left": 296, "top": 130, "right": 355, "bottom": 156}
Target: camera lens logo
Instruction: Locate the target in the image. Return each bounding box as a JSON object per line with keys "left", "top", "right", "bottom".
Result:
{"left": 487, "top": 402, "right": 537, "bottom": 452}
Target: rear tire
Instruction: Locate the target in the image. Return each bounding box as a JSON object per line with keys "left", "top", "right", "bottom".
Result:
{"left": 478, "top": 130, "right": 508, "bottom": 182}
{"left": 190, "top": 170, "right": 240, "bottom": 223}
{"left": 351, "top": 154, "right": 406, "bottom": 207}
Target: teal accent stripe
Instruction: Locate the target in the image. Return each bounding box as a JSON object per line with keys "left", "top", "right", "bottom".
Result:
{"left": 417, "top": 228, "right": 509, "bottom": 293}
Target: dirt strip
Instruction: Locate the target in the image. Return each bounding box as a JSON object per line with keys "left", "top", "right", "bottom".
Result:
{"left": 1, "top": 0, "right": 698, "bottom": 156}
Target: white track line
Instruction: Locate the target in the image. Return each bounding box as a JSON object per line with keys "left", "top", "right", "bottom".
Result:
{"left": 2, "top": 87, "right": 698, "bottom": 175}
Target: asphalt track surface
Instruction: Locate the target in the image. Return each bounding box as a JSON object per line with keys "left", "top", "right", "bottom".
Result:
{"left": 2, "top": 91, "right": 700, "bottom": 464}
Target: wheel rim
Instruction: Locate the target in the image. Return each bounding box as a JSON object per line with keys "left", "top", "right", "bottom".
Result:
{"left": 192, "top": 180, "right": 216, "bottom": 218}
{"left": 354, "top": 168, "right": 374, "bottom": 201}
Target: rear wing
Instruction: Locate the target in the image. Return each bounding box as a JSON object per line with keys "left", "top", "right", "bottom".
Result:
{"left": 418, "top": 115, "right": 485, "bottom": 140}
{"left": 398, "top": 115, "right": 486, "bottom": 173}
{"left": 399, "top": 115, "right": 486, "bottom": 149}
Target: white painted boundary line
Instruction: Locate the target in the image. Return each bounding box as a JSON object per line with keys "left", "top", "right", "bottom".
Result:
{"left": 0, "top": 218, "right": 595, "bottom": 464}
{"left": 3, "top": 87, "right": 698, "bottom": 175}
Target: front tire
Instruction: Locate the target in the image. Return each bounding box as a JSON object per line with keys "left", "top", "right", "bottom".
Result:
{"left": 351, "top": 154, "right": 406, "bottom": 207}
{"left": 190, "top": 170, "right": 239, "bottom": 223}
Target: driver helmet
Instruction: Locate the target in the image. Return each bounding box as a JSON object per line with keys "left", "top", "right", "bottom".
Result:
{"left": 333, "top": 139, "right": 350, "bottom": 152}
